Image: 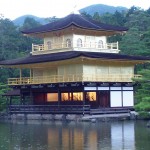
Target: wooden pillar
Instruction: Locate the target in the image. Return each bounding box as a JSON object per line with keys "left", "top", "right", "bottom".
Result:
{"left": 58, "top": 88, "right": 61, "bottom": 110}
{"left": 19, "top": 88, "right": 24, "bottom": 105}
{"left": 20, "top": 68, "right": 22, "bottom": 84}
{"left": 117, "top": 41, "right": 119, "bottom": 50}
{"left": 10, "top": 96, "right": 12, "bottom": 105}
{"left": 6, "top": 97, "right": 9, "bottom": 113}
{"left": 8, "top": 96, "right": 12, "bottom": 114}
{"left": 20, "top": 94, "right": 23, "bottom": 105}
{"left": 30, "top": 68, "right": 32, "bottom": 83}
{"left": 62, "top": 35, "right": 64, "bottom": 47}
{"left": 6, "top": 96, "right": 9, "bottom": 106}
{"left": 22, "top": 95, "right": 25, "bottom": 105}
{"left": 121, "top": 85, "right": 123, "bottom": 107}
{"left": 30, "top": 87, "right": 33, "bottom": 104}
{"left": 82, "top": 86, "right": 85, "bottom": 116}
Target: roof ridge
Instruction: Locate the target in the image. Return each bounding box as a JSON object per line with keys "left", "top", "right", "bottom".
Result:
{"left": 79, "top": 14, "right": 102, "bottom": 29}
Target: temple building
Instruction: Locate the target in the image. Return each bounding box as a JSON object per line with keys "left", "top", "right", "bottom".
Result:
{"left": 0, "top": 13, "right": 150, "bottom": 114}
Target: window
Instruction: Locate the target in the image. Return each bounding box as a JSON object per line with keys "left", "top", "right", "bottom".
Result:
{"left": 77, "top": 38, "right": 82, "bottom": 47}
{"left": 61, "top": 92, "right": 72, "bottom": 101}
{"left": 47, "top": 93, "right": 58, "bottom": 102}
{"left": 98, "top": 40, "right": 103, "bottom": 48}
{"left": 47, "top": 41, "right": 51, "bottom": 50}
{"left": 85, "top": 92, "right": 96, "bottom": 101}
{"left": 66, "top": 39, "right": 71, "bottom": 48}
{"left": 72, "top": 92, "right": 83, "bottom": 101}
{"left": 61, "top": 92, "right": 83, "bottom": 101}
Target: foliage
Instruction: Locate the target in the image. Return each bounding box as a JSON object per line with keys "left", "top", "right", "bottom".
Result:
{"left": 19, "top": 17, "right": 43, "bottom": 53}
{"left": 0, "top": 83, "right": 9, "bottom": 111}
{"left": 0, "top": 16, "right": 43, "bottom": 83}
{"left": 80, "top": 4, "right": 127, "bottom": 16}
{"left": 134, "top": 69, "right": 150, "bottom": 114}
{"left": 13, "top": 15, "right": 58, "bottom": 26}
{"left": 20, "top": 17, "right": 41, "bottom": 30}
{"left": 0, "top": 17, "right": 21, "bottom": 60}
{"left": 120, "top": 8, "right": 150, "bottom": 56}
{"left": 138, "top": 111, "right": 150, "bottom": 119}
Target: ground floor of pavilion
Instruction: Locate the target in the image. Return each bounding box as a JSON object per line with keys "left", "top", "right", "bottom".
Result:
{"left": 4, "top": 82, "right": 134, "bottom": 114}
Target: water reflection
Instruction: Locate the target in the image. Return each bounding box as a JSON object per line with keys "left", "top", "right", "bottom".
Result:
{"left": 111, "top": 122, "right": 135, "bottom": 150}
{"left": 0, "top": 120, "right": 150, "bottom": 150}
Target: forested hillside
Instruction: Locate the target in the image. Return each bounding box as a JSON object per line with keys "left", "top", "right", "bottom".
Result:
{"left": 80, "top": 4, "right": 127, "bottom": 16}
{"left": 13, "top": 4, "right": 127, "bottom": 26}
{"left": 13, "top": 15, "right": 58, "bottom": 26}
{"left": 0, "top": 6, "right": 150, "bottom": 113}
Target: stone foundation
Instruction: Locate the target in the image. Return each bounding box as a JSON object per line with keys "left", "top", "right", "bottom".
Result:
{"left": 6, "top": 112, "right": 132, "bottom": 122}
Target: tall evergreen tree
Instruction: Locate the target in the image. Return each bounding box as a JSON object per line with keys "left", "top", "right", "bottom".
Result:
{"left": 134, "top": 69, "right": 150, "bottom": 116}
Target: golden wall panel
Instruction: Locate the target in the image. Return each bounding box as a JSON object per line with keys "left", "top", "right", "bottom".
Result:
{"left": 83, "top": 65, "right": 134, "bottom": 76}
{"left": 33, "top": 68, "right": 57, "bottom": 77}
{"left": 30, "top": 63, "right": 134, "bottom": 83}
{"left": 58, "top": 64, "right": 83, "bottom": 76}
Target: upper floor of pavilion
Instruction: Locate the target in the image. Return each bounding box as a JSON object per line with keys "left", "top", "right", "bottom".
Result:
{"left": 22, "top": 14, "right": 128, "bottom": 55}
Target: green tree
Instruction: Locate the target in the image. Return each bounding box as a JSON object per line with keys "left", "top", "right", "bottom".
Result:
{"left": 0, "top": 17, "right": 23, "bottom": 82}
{"left": 93, "top": 12, "right": 101, "bottom": 22}
{"left": 100, "top": 12, "right": 114, "bottom": 24}
{"left": 81, "top": 11, "right": 92, "bottom": 19}
{"left": 114, "top": 11, "right": 126, "bottom": 26}
{"left": 19, "top": 17, "right": 43, "bottom": 53}
{"left": 126, "top": 6, "right": 139, "bottom": 18}
{"left": 134, "top": 69, "right": 150, "bottom": 117}
{"left": 0, "top": 83, "right": 9, "bottom": 111}
{"left": 21, "top": 17, "right": 41, "bottom": 30}
{"left": 0, "top": 17, "right": 21, "bottom": 60}
{"left": 120, "top": 8, "right": 150, "bottom": 56}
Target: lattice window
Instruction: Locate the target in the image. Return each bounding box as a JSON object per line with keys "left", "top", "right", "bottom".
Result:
{"left": 77, "top": 38, "right": 82, "bottom": 47}
{"left": 98, "top": 40, "right": 104, "bottom": 48}
{"left": 66, "top": 39, "right": 71, "bottom": 48}
{"left": 47, "top": 41, "right": 51, "bottom": 50}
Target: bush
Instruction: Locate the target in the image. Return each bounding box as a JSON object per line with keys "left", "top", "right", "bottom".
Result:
{"left": 135, "top": 101, "right": 150, "bottom": 111}
{"left": 0, "top": 83, "right": 9, "bottom": 111}
{"left": 138, "top": 111, "right": 150, "bottom": 119}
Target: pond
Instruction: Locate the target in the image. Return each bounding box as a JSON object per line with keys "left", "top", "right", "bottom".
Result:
{"left": 0, "top": 120, "right": 150, "bottom": 150}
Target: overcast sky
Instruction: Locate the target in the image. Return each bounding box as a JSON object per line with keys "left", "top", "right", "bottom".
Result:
{"left": 0, "top": 0, "right": 149, "bottom": 20}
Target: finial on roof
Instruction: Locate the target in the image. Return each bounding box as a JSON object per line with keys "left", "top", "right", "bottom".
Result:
{"left": 70, "top": 5, "right": 80, "bottom": 15}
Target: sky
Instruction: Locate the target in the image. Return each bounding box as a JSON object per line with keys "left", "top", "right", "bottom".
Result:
{"left": 0, "top": 0, "right": 150, "bottom": 20}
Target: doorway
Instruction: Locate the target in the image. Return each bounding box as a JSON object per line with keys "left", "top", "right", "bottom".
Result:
{"left": 97, "top": 91, "right": 110, "bottom": 108}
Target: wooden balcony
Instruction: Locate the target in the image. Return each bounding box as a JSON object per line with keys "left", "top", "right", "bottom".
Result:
{"left": 8, "top": 74, "right": 142, "bottom": 85}
{"left": 32, "top": 42, "right": 119, "bottom": 55}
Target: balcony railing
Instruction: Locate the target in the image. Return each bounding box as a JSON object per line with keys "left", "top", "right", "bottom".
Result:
{"left": 9, "top": 105, "right": 91, "bottom": 114}
{"left": 32, "top": 42, "right": 119, "bottom": 54}
{"left": 8, "top": 74, "right": 142, "bottom": 85}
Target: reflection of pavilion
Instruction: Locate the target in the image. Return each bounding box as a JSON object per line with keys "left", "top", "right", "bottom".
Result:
{"left": 47, "top": 122, "right": 135, "bottom": 150}
{"left": 3, "top": 121, "right": 135, "bottom": 149}
{"left": 48, "top": 125, "right": 84, "bottom": 150}
{"left": 111, "top": 121, "right": 135, "bottom": 150}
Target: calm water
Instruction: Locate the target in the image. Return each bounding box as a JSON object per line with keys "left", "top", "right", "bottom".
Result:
{"left": 0, "top": 120, "right": 150, "bottom": 150}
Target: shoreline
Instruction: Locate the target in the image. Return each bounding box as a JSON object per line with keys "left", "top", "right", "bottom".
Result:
{"left": 1, "top": 111, "right": 149, "bottom": 122}
{"left": 0, "top": 111, "right": 141, "bottom": 122}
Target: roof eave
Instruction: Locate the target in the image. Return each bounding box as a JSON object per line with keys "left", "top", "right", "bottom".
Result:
{"left": 22, "top": 27, "right": 127, "bottom": 37}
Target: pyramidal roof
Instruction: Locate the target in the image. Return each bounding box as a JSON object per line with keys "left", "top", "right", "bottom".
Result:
{"left": 22, "top": 14, "right": 128, "bottom": 34}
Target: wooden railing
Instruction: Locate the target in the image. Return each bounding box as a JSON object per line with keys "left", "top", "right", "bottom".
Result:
{"left": 32, "top": 42, "right": 119, "bottom": 54}
{"left": 8, "top": 74, "right": 142, "bottom": 85}
{"left": 9, "top": 105, "right": 91, "bottom": 114}
{"left": 90, "top": 107, "right": 131, "bottom": 115}
{"left": 8, "top": 105, "right": 133, "bottom": 115}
